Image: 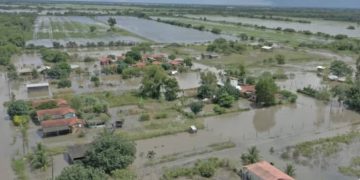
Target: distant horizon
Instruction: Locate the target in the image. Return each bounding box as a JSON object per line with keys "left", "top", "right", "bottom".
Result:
{"left": 33, "top": 0, "right": 360, "bottom": 9}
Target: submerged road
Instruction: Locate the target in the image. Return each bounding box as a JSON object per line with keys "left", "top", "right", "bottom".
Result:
{"left": 0, "top": 72, "right": 18, "bottom": 179}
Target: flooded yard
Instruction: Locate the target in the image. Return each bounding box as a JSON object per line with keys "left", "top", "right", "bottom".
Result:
{"left": 186, "top": 15, "right": 360, "bottom": 38}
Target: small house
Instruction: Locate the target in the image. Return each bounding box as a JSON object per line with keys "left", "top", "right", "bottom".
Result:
{"left": 152, "top": 61, "right": 162, "bottom": 65}
{"left": 66, "top": 144, "right": 90, "bottom": 164}
{"left": 241, "top": 161, "right": 294, "bottom": 180}
{"left": 201, "top": 53, "right": 219, "bottom": 59}
{"left": 99, "top": 57, "right": 111, "bottom": 66}
{"left": 41, "top": 118, "right": 83, "bottom": 137}
{"left": 169, "top": 59, "right": 183, "bottom": 67}
{"left": 133, "top": 62, "right": 146, "bottom": 68}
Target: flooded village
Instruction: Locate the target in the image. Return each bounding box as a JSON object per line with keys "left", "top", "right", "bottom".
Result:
{"left": 1, "top": 2, "right": 360, "bottom": 180}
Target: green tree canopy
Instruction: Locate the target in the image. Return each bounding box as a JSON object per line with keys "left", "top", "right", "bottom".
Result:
{"left": 56, "top": 165, "right": 107, "bottom": 180}
{"left": 241, "top": 146, "right": 261, "bottom": 165}
{"left": 255, "top": 73, "right": 278, "bottom": 106}
{"left": 345, "top": 81, "right": 360, "bottom": 111}
{"left": 197, "top": 72, "right": 218, "bottom": 99}
{"left": 164, "top": 78, "right": 180, "bottom": 101}
{"left": 108, "top": 17, "right": 117, "bottom": 27}
{"left": 330, "top": 60, "right": 353, "bottom": 77}
{"left": 190, "top": 101, "right": 204, "bottom": 115}
{"left": 7, "top": 100, "right": 29, "bottom": 118}
{"left": 82, "top": 131, "right": 136, "bottom": 174}
{"left": 40, "top": 49, "right": 69, "bottom": 63}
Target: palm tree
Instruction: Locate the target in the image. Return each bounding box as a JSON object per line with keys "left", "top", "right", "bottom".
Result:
{"left": 241, "top": 146, "right": 261, "bottom": 165}
{"left": 284, "top": 164, "right": 296, "bottom": 177}
{"left": 30, "top": 143, "right": 49, "bottom": 170}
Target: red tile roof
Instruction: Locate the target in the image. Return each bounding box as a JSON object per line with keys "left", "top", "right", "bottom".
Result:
{"left": 244, "top": 161, "right": 294, "bottom": 180}
{"left": 152, "top": 61, "right": 162, "bottom": 65}
{"left": 240, "top": 85, "right": 256, "bottom": 93}
{"left": 41, "top": 118, "right": 83, "bottom": 128}
{"left": 170, "top": 59, "right": 183, "bottom": 66}
{"left": 32, "top": 99, "right": 68, "bottom": 108}
{"left": 37, "top": 107, "right": 76, "bottom": 118}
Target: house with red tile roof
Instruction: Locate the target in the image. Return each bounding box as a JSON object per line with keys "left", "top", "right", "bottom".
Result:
{"left": 99, "top": 57, "right": 111, "bottom": 66}
{"left": 169, "top": 59, "right": 184, "bottom": 66}
{"left": 133, "top": 62, "right": 147, "bottom": 68}
{"left": 240, "top": 85, "right": 256, "bottom": 94}
{"left": 152, "top": 61, "right": 162, "bottom": 65}
{"left": 41, "top": 117, "right": 83, "bottom": 137}
{"left": 37, "top": 107, "right": 76, "bottom": 121}
{"left": 241, "top": 161, "right": 294, "bottom": 180}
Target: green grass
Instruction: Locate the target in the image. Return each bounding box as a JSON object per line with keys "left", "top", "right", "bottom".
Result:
{"left": 338, "top": 156, "right": 360, "bottom": 177}
{"left": 11, "top": 157, "right": 28, "bottom": 180}
{"left": 208, "top": 141, "right": 236, "bottom": 151}
{"left": 294, "top": 131, "right": 360, "bottom": 158}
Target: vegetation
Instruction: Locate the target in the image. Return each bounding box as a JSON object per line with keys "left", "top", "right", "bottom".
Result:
{"left": 255, "top": 74, "right": 278, "bottom": 106}
{"left": 57, "top": 79, "right": 72, "bottom": 88}
{"left": 11, "top": 157, "right": 27, "bottom": 180}
{"left": 190, "top": 101, "right": 204, "bottom": 115}
{"left": 29, "top": 143, "right": 49, "bottom": 170}
{"left": 111, "top": 169, "right": 137, "bottom": 180}
{"left": 284, "top": 164, "right": 296, "bottom": 177}
{"left": 330, "top": 60, "right": 353, "bottom": 77}
{"left": 297, "top": 86, "right": 330, "bottom": 101}
{"left": 40, "top": 49, "right": 69, "bottom": 63}
{"left": 56, "top": 164, "right": 107, "bottom": 180}
{"left": 241, "top": 146, "right": 261, "bottom": 165}
{"left": 7, "top": 100, "right": 29, "bottom": 119}
{"left": 82, "top": 131, "right": 136, "bottom": 174}
{"left": 338, "top": 156, "right": 360, "bottom": 177}
{"left": 345, "top": 81, "right": 360, "bottom": 112}
{"left": 47, "top": 62, "right": 71, "bottom": 79}
{"left": 207, "top": 38, "right": 246, "bottom": 54}
{"left": 197, "top": 72, "right": 218, "bottom": 99}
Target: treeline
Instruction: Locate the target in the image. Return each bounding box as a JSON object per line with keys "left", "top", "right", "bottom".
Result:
{"left": 0, "top": 13, "right": 35, "bottom": 65}
{"left": 26, "top": 40, "right": 138, "bottom": 49}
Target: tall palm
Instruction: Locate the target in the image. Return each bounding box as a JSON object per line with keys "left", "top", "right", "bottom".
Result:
{"left": 284, "top": 164, "right": 296, "bottom": 177}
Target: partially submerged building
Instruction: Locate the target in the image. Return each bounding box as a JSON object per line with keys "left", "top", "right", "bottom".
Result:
{"left": 41, "top": 118, "right": 83, "bottom": 137}
{"left": 241, "top": 161, "right": 294, "bottom": 180}
{"left": 66, "top": 144, "right": 90, "bottom": 164}
{"left": 37, "top": 107, "right": 76, "bottom": 121}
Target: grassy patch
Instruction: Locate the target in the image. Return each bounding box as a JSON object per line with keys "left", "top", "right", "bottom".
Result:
{"left": 11, "top": 157, "right": 28, "bottom": 180}
{"left": 47, "top": 146, "right": 67, "bottom": 156}
{"left": 208, "top": 141, "right": 236, "bottom": 151}
{"left": 293, "top": 131, "right": 360, "bottom": 158}
{"left": 338, "top": 156, "right": 360, "bottom": 177}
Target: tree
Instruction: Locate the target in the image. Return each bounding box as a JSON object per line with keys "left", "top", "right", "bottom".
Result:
{"left": 47, "top": 62, "right": 71, "bottom": 79}
{"left": 255, "top": 74, "right": 278, "bottom": 106}
{"left": 216, "top": 92, "right": 235, "bottom": 108}
{"left": 90, "top": 26, "right": 97, "bottom": 33}
{"left": 56, "top": 165, "right": 107, "bottom": 180}
{"left": 241, "top": 146, "right": 261, "bottom": 165}
{"left": 184, "top": 57, "right": 193, "bottom": 67}
{"left": 330, "top": 60, "right": 353, "bottom": 77}
{"left": 164, "top": 78, "right": 180, "bottom": 101}
{"left": 30, "top": 143, "right": 49, "bottom": 170}
{"left": 211, "top": 28, "right": 221, "bottom": 34}
{"left": 140, "top": 66, "right": 168, "bottom": 99}
{"left": 108, "top": 17, "right": 117, "bottom": 28}
{"left": 111, "top": 169, "right": 136, "bottom": 180}
{"left": 356, "top": 56, "right": 360, "bottom": 80}
{"left": 57, "top": 79, "right": 72, "bottom": 88}
{"left": 345, "top": 81, "right": 360, "bottom": 111}
{"left": 168, "top": 54, "right": 176, "bottom": 60}
{"left": 131, "top": 43, "right": 152, "bottom": 53}
{"left": 82, "top": 131, "right": 136, "bottom": 174}
{"left": 197, "top": 72, "right": 218, "bottom": 99}
{"left": 7, "top": 100, "right": 29, "bottom": 118}
{"left": 275, "top": 54, "right": 285, "bottom": 64}
{"left": 190, "top": 101, "right": 204, "bottom": 115}
{"left": 125, "top": 51, "right": 141, "bottom": 61}
{"left": 32, "top": 69, "right": 39, "bottom": 79}
{"left": 284, "top": 164, "right": 296, "bottom": 177}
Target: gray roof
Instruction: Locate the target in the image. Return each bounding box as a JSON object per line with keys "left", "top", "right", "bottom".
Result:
{"left": 43, "top": 125, "right": 70, "bottom": 134}
{"left": 67, "top": 144, "right": 90, "bottom": 161}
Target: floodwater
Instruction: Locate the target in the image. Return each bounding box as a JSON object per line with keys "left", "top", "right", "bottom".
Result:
{"left": 175, "top": 71, "right": 201, "bottom": 90}
{"left": 12, "top": 53, "right": 43, "bottom": 69}
{"left": 186, "top": 15, "right": 360, "bottom": 38}
{"left": 95, "top": 16, "right": 226, "bottom": 43}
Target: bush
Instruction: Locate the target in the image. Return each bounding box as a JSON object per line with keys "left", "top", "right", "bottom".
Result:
{"left": 279, "top": 90, "right": 298, "bottom": 103}
{"left": 13, "top": 115, "right": 29, "bottom": 126}
{"left": 57, "top": 79, "right": 72, "bottom": 88}
{"left": 213, "top": 105, "right": 226, "bottom": 114}
{"left": 139, "top": 113, "right": 150, "bottom": 121}
{"left": 84, "top": 56, "right": 96, "bottom": 62}
{"left": 190, "top": 101, "right": 204, "bottom": 115}
{"left": 196, "top": 161, "right": 216, "bottom": 178}
{"left": 155, "top": 113, "right": 168, "bottom": 119}
{"left": 7, "top": 100, "right": 29, "bottom": 118}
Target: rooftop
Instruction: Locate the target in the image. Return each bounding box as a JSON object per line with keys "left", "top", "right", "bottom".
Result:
{"left": 26, "top": 82, "right": 49, "bottom": 88}
{"left": 244, "top": 161, "right": 294, "bottom": 180}
{"left": 41, "top": 117, "right": 82, "bottom": 129}
{"left": 32, "top": 99, "right": 69, "bottom": 108}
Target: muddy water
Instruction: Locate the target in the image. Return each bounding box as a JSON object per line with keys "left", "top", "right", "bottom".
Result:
{"left": 12, "top": 53, "right": 43, "bottom": 69}
{"left": 175, "top": 71, "right": 201, "bottom": 89}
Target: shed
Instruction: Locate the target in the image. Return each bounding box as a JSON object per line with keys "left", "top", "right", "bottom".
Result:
{"left": 41, "top": 118, "right": 83, "bottom": 137}
{"left": 26, "top": 82, "right": 49, "bottom": 89}
{"left": 261, "top": 46, "right": 273, "bottom": 51}
{"left": 66, "top": 144, "right": 90, "bottom": 164}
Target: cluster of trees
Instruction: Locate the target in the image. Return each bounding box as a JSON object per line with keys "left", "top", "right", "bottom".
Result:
{"left": 139, "top": 65, "right": 180, "bottom": 101}
{"left": 197, "top": 72, "right": 240, "bottom": 109}
{"left": 330, "top": 60, "right": 353, "bottom": 77}
{"left": 50, "top": 40, "right": 137, "bottom": 49}
{"left": 40, "top": 49, "right": 69, "bottom": 63}
{"left": 57, "top": 131, "right": 136, "bottom": 179}
{"left": 156, "top": 18, "right": 206, "bottom": 32}
{"left": 207, "top": 38, "right": 246, "bottom": 54}
{"left": 255, "top": 74, "right": 278, "bottom": 106}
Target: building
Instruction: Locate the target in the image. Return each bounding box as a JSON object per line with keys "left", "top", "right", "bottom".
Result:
{"left": 201, "top": 53, "right": 219, "bottom": 59}
{"left": 41, "top": 118, "right": 83, "bottom": 137}
{"left": 241, "top": 161, "right": 294, "bottom": 180}
{"left": 37, "top": 107, "right": 76, "bottom": 121}
{"left": 133, "top": 62, "right": 147, "bottom": 68}
{"left": 99, "top": 57, "right": 111, "bottom": 66}
{"left": 26, "top": 82, "right": 50, "bottom": 98}
{"left": 66, "top": 144, "right": 90, "bottom": 164}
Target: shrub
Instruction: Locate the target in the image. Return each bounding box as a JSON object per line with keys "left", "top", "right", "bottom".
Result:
{"left": 13, "top": 115, "right": 29, "bottom": 126}
{"left": 155, "top": 113, "right": 168, "bottom": 119}
{"left": 139, "top": 113, "right": 150, "bottom": 121}
{"left": 57, "top": 79, "right": 72, "bottom": 88}
{"left": 189, "top": 101, "right": 204, "bottom": 115}
{"left": 213, "top": 105, "right": 226, "bottom": 114}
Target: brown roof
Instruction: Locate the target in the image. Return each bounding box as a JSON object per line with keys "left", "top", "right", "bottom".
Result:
{"left": 244, "top": 161, "right": 294, "bottom": 180}
{"left": 32, "top": 99, "right": 68, "bottom": 108}
{"left": 240, "top": 85, "right": 256, "bottom": 93}
{"left": 37, "top": 107, "right": 75, "bottom": 118}
{"left": 170, "top": 59, "right": 183, "bottom": 66}
{"left": 134, "top": 62, "right": 146, "bottom": 68}
{"left": 152, "top": 61, "right": 162, "bottom": 65}
{"left": 41, "top": 118, "right": 83, "bottom": 129}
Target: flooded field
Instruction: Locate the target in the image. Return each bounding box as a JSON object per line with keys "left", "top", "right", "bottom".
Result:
{"left": 186, "top": 15, "right": 360, "bottom": 38}
{"left": 95, "top": 16, "right": 226, "bottom": 43}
